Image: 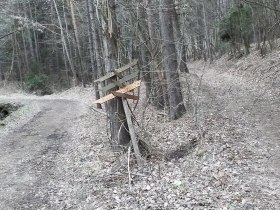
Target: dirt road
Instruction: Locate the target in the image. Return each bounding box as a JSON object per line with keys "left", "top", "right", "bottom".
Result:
{"left": 0, "top": 99, "right": 85, "bottom": 210}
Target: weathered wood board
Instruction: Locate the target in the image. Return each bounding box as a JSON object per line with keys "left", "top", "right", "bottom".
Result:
{"left": 94, "top": 59, "right": 138, "bottom": 83}
{"left": 121, "top": 97, "right": 143, "bottom": 166}
{"left": 93, "top": 80, "right": 141, "bottom": 104}
{"left": 112, "top": 91, "right": 139, "bottom": 100}
{"left": 100, "top": 71, "right": 139, "bottom": 92}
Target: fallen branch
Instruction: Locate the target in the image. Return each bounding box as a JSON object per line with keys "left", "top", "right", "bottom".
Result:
{"left": 0, "top": 30, "right": 19, "bottom": 40}
{"left": 89, "top": 106, "right": 107, "bottom": 116}
{"left": 127, "top": 146, "right": 132, "bottom": 190}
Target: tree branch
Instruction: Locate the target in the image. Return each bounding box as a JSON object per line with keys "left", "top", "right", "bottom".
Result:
{"left": 0, "top": 30, "right": 18, "bottom": 40}
{"left": 243, "top": 0, "right": 280, "bottom": 13}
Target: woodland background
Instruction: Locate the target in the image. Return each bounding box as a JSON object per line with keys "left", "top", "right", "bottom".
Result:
{"left": 0, "top": 0, "right": 279, "bottom": 91}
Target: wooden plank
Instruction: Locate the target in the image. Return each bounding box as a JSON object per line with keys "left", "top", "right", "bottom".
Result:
{"left": 93, "top": 80, "right": 141, "bottom": 104}
{"left": 113, "top": 70, "right": 123, "bottom": 78}
{"left": 94, "top": 59, "right": 138, "bottom": 83}
{"left": 115, "top": 59, "right": 138, "bottom": 74}
{"left": 122, "top": 98, "right": 143, "bottom": 166}
{"left": 100, "top": 71, "right": 139, "bottom": 92}
{"left": 112, "top": 91, "right": 139, "bottom": 100}
{"left": 112, "top": 80, "right": 124, "bottom": 88}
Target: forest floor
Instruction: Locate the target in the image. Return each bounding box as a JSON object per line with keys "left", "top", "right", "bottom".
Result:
{"left": 0, "top": 50, "right": 279, "bottom": 210}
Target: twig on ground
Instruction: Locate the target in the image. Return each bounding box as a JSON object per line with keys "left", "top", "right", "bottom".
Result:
{"left": 128, "top": 146, "right": 132, "bottom": 190}
{"left": 194, "top": 62, "right": 207, "bottom": 126}
{"left": 89, "top": 106, "right": 107, "bottom": 116}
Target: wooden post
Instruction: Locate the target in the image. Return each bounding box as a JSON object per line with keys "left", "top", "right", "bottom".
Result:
{"left": 121, "top": 98, "right": 143, "bottom": 167}
{"left": 93, "top": 60, "right": 143, "bottom": 166}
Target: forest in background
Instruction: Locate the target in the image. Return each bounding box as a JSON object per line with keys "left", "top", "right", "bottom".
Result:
{"left": 0, "top": 0, "right": 279, "bottom": 89}
{"left": 0, "top": 0, "right": 279, "bottom": 121}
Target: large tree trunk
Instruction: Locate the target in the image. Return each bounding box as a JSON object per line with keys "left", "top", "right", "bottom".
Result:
{"left": 140, "top": 45, "right": 152, "bottom": 99}
{"left": 196, "top": 3, "right": 206, "bottom": 60}
{"left": 159, "top": 0, "right": 186, "bottom": 120}
{"left": 202, "top": 1, "right": 213, "bottom": 62}
{"left": 171, "top": 0, "right": 189, "bottom": 73}
{"left": 86, "top": 0, "right": 102, "bottom": 109}
{"left": 53, "top": 0, "right": 77, "bottom": 85}
{"left": 144, "top": 0, "right": 166, "bottom": 109}
{"left": 69, "top": 0, "right": 85, "bottom": 85}
{"left": 136, "top": 3, "right": 153, "bottom": 100}
{"left": 101, "top": 0, "right": 130, "bottom": 147}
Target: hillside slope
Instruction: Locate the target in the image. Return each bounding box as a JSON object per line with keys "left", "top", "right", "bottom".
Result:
{"left": 0, "top": 50, "right": 279, "bottom": 209}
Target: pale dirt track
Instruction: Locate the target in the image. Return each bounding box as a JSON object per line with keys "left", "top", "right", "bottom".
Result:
{"left": 0, "top": 63, "right": 279, "bottom": 209}
{"left": 0, "top": 99, "right": 85, "bottom": 209}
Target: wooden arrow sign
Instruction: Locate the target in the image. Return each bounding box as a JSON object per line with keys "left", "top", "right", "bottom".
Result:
{"left": 94, "top": 59, "right": 138, "bottom": 83}
{"left": 112, "top": 91, "right": 139, "bottom": 100}
{"left": 93, "top": 80, "right": 141, "bottom": 104}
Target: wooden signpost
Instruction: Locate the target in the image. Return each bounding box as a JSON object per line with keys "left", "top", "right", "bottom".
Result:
{"left": 94, "top": 59, "right": 143, "bottom": 166}
{"left": 93, "top": 80, "right": 141, "bottom": 104}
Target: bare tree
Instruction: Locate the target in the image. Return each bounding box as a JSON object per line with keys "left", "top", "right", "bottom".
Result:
{"left": 159, "top": 0, "right": 186, "bottom": 119}
{"left": 101, "top": 0, "right": 130, "bottom": 146}
{"left": 53, "top": 0, "right": 77, "bottom": 85}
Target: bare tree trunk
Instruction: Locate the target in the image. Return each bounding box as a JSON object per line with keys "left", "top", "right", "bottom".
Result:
{"left": 101, "top": 0, "right": 130, "bottom": 147}
{"left": 53, "top": 0, "right": 77, "bottom": 86}
{"left": 171, "top": 0, "right": 189, "bottom": 73}
{"left": 86, "top": 0, "right": 101, "bottom": 109}
{"left": 69, "top": 0, "right": 85, "bottom": 85}
{"left": 14, "top": 35, "right": 23, "bottom": 85}
{"left": 202, "top": 1, "right": 213, "bottom": 62}
{"left": 159, "top": 0, "right": 186, "bottom": 120}
{"left": 25, "top": 2, "right": 35, "bottom": 63}
{"left": 136, "top": 3, "right": 153, "bottom": 99}
{"left": 21, "top": 31, "right": 30, "bottom": 72}
{"left": 197, "top": 3, "right": 206, "bottom": 60}
{"left": 140, "top": 45, "right": 152, "bottom": 99}
{"left": 144, "top": 0, "right": 166, "bottom": 109}
{"left": 190, "top": 35, "right": 197, "bottom": 60}
{"left": 4, "top": 37, "right": 15, "bottom": 86}
{"left": 30, "top": 1, "right": 40, "bottom": 62}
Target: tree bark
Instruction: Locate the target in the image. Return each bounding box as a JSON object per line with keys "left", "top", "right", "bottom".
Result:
{"left": 53, "top": 0, "right": 77, "bottom": 85}
{"left": 159, "top": 0, "right": 186, "bottom": 120}
{"left": 171, "top": 0, "right": 189, "bottom": 73}
{"left": 101, "top": 0, "right": 130, "bottom": 147}
{"left": 69, "top": 0, "right": 85, "bottom": 85}
{"left": 144, "top": 0, "right": 166, "bottom": 109}
{"left": 197, "top": 3, "right": 206, "bottom": 60}
{"left": 86, "top": 0, "right": 102, "bottom": 109}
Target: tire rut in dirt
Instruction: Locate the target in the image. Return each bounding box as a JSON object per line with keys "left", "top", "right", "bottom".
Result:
{"left": 11, "top": 129, "right": 69, "bottom": 210}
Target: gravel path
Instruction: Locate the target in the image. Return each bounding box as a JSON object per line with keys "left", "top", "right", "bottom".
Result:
{"left": 0, "top": 98, "right": 86, "bottom": 210}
